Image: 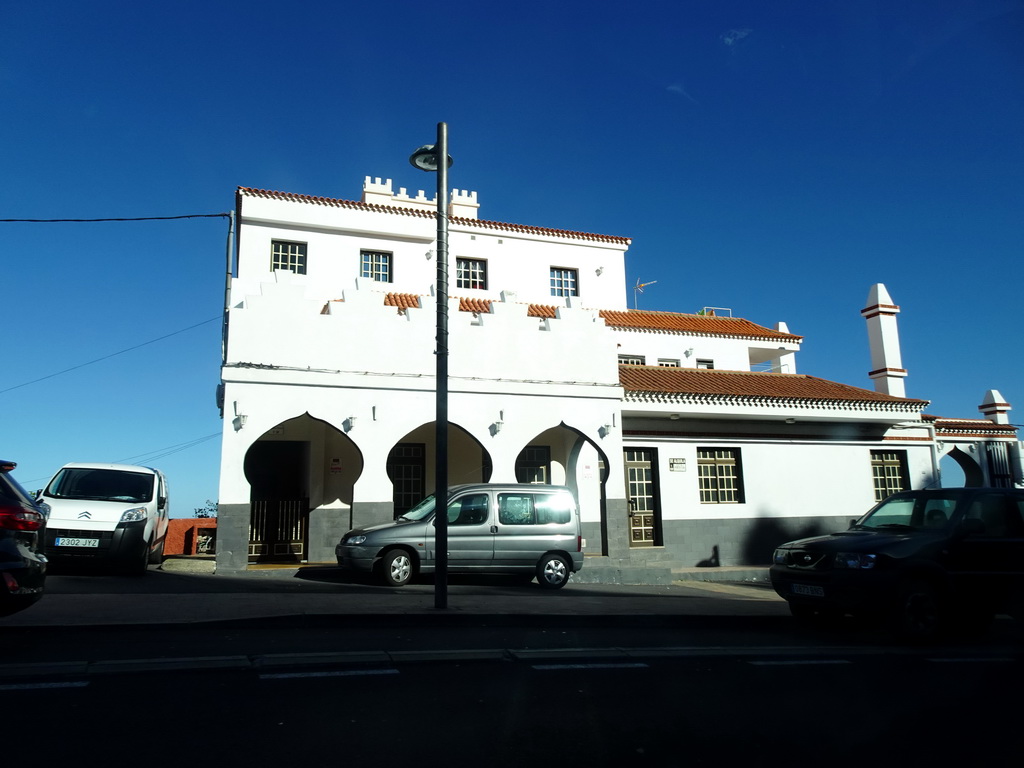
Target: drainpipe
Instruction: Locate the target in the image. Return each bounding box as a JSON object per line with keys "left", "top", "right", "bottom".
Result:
{"left": 222, "top": 210, "right": 236, "bottom": 367}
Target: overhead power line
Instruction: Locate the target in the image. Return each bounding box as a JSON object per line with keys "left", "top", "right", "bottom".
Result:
{"left": 0, "top": 315, "right": 222, "bottom": 394}
{"left": 0, "top": 213, "right": 230, "bottom": 223}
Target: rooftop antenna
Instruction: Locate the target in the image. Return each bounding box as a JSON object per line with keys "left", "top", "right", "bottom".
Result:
{"left": 634, "top": 278, "right": 657, "bottom": 309}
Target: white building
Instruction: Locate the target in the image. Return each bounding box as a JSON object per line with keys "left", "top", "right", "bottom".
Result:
{"left": 214, "top": 177, "right": 1021, "bottom": 581}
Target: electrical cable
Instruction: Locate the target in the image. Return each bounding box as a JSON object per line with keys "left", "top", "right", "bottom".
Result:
{"left": 0, "top": 315, "right": 221, "bottom": 394}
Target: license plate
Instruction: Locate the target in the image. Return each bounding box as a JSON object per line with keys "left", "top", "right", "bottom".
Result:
{"left": 792, "top": 583, "right": 824, "bottom": 597}
{"left": 55, "top": 537, "right": 100, "bottom": 548}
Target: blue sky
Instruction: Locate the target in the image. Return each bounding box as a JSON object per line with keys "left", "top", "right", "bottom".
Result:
{"left": 3, "top": 0, "right": 1021, "bottom": 515}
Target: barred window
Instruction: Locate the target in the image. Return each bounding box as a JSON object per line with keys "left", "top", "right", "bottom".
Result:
{"left": 697, "top": 448, "right": 744, "bottom": 504}
{"left": 550, "top": 267, "right": 579, "bottom": 297}
{"left": 456, "top": 258, "right": 487, "bottom": 290}
{"left": 271, "top": 240, "right": 307, "bottom": 274}
{"left": 361, "top": 250, "right": 392, "bottom": 283}
{"left": 871, "top": 450, "right": 908, "bottom": 501}
{"left": 516, "top": 446, "right": 551, "bottom": 484}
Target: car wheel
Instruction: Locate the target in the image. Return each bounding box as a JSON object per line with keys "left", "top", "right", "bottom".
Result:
{"left": 536, "top": 553, "right": 570, "bottom": 590}
{"left": 148, "top": 538, "right": 165, "bottom": 565}
{"left": 890, "top": 578, "right": 943, "bottom": 642}
{"left": 381, "top": 549, "right": 413, "bottom": 587}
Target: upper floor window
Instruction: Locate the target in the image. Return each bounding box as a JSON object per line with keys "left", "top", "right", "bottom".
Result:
{"left": 456, "top": 258, "right": 487, "bottom": 290}
{"left": 870, "top": 450, "right": 908, "bottom": 501}
{"left": 658, "top": 359, "right": 680, "bottom": 368}
{"left": 618, "top": 354, "right": 646, "bottom": 366}
{"left": 550, "top": 267, "right": 579, "bottom": 297}
{"left": 271, "top": 240, "right": 307, "bottom": 275}
{"left": 361, "top": 250, "right": 392, "bottom": 283}
{"left": 696, "top": 359, "right": 715, "bottom": 370}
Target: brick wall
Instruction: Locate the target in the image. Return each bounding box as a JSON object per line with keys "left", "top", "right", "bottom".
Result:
{"left": 165, "top": 518, "right": 218, "bottom": 556}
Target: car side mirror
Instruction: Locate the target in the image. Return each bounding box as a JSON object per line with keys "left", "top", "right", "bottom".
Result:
{"left": 158, "top": 496, "right": 167, "bottom": 511}
{"left": 849, "top": 518, "right": 858, "bottom": 529}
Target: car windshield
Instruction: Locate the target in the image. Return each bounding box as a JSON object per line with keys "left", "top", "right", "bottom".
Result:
{"left": 46, "top": 468, "right": 154, "bottom": 503}
{"left": 856, "top": 494, "right": 959, "bottom": 531}
{"left": 397, "top": 494, "right": 436, "bottom": 522}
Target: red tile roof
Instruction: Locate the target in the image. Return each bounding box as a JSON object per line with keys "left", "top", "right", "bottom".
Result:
{"left": 600, "top": 310, "right": 801, "bottom": 341}
{"left": 924, "top": 415, "right": 1018, "bottom": 437}
{"left": 619, "top": 366, "right": 928, "bottom": 406}
{"left": 237, "top": 187, "right": 630, "bottom": 245}
{"left": 373, "top": 295, "right": 795, "bottom": 340}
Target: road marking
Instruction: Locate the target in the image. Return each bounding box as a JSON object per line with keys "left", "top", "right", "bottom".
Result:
{"left": 532, "top": 663, "right": 650, "bottom": 670}
{"left": 0, "top": 681, "right": 90, "bottom": 691}
{"left": 259, "top": 669, "right": 399, "bottom": 680}
{"left": 748, "top": 660, "right": 852, "bottom": 666}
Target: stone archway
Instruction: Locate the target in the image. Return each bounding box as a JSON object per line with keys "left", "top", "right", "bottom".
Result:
{"left": 243, "top": 413, "right": 361, "bottom": 563}
{"left": 387, "top": 421, "right": 491, "bottom": 518}
{"left": 517, "top": 422, "right": 611, "bottom": 555}
{"left": 942, "top": 446, "right": 985, "bottom": 487}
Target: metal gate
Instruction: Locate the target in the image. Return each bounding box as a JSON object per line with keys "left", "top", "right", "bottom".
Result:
{"left": 248, "top": 499, "right": 308, "bottom": 562}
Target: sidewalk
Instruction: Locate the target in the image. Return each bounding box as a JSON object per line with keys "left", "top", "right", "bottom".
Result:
{"left": 0, "top": 561, "right": 786, "bottom": 629}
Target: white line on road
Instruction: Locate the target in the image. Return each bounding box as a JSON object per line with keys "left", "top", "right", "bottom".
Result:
{"left": 0, "top": 681, "right": 90, "bottom": 691}
{"left": 748, "top": 660, "right": 853, "bottom": 666}
{"left": 259, "top": 669, "right": 400, "bottom": 680}
{"left": 532, "top": 663, "right": 650, "bottom": 670}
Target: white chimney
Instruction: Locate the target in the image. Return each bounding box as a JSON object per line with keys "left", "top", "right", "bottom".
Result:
{"left": 861, "top": 283, "right": 907, "bottom": 398}
{"left": 979, "top": 389, "right": 1011, "bottom": 424}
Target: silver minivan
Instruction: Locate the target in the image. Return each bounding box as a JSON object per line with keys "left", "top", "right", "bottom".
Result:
{"left": 336, "top": 484, "right": 584, "bottom": 589}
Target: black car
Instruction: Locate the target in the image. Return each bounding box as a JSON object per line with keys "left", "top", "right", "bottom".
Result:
{"left": 770, "top": 487, "right": 1024, "bottom": 640}
{"left": 0, "top": 459, "right": 47, "bottom": 617}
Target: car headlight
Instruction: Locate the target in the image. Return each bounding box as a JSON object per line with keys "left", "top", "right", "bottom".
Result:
{"left": 773, "top": 548, "right": 788, "bottom": 564}
{"left": 346, "top": 535, "right": 367, "bottom": 546}
{"left": 119, "top": 507, "right": 148, "bottom": 523}
{"left": 834, "top": 552, "right": 877, "bottom": 569}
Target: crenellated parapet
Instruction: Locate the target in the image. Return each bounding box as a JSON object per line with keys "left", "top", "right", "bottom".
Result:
{"left": 360, "top": 176, "right": 480, "bottom": 219}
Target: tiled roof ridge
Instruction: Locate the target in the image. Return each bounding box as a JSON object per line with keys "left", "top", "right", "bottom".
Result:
{"left": 237, "top": 187, "right": 630, "bottom": 245}
{"left": 599, "top": 309, "right": 802, "bottom": 341}
{"left": 619, "top": 365, "right": 930, "bottom": 406}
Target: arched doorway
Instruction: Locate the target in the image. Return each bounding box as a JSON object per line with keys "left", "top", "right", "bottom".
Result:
{"left": 387, "top": 422, "right": 490, "bottom": 518}
{"left": 244, "top": 413, "right": 359, "bottom": 563}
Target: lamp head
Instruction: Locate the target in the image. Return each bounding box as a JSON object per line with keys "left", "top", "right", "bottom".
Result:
{"left": 409, "top": 144, "right": 453, "bottom": 172}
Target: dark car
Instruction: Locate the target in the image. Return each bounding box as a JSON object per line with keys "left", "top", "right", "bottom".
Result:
{"left": 770, "top": 487, "right": 1024, "bottom": 640}
{"left": 0, "top": 459, "right": 47, "bottom": 617}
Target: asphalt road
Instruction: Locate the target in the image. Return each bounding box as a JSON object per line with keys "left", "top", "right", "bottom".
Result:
{"left": 2, "top": 564, "right": 1021, "bottom": 680}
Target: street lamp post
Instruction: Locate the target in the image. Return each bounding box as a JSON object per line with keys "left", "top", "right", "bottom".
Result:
{"left": 410, "top": 122, "right": 452, "bottom": 610}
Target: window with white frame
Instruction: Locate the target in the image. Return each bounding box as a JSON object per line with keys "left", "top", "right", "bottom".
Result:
{"left": 456, "top": 257, "right": 487, "bottom": 290}
{"left": 697, "top": 448, "right": 744, "bottom": 503}
{"left": 658, "top": 358, "right": 680, "bottom": 367}
{"left": 870, "top": 450, "right": 909, "bottom": 501}
{"left": 271, "top": 240, "right": 307, "bottom": 274}
{"left": 361, "top": 250, "right": 392, "bottom": 283}
{"left": 618, "top": 354, "right": 646, "bottom": 366}
{"left": 550, "top": 267, "right": 579, "bottom": 297}
{"left": 696, "top": 359, "right": 715, "bottom": 370}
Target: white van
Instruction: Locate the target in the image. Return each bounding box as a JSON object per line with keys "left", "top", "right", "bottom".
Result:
{"left": 336, "top": 484, "right": 584, "bottom": 589}
{"left": 39, "top": 463, "right": 169, "bottom": 575}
